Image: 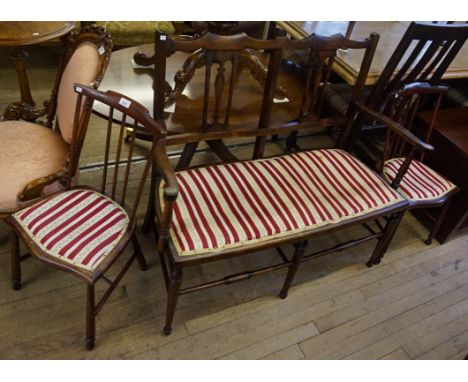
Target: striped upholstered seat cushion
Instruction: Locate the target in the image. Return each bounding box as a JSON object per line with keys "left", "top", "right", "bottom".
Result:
{"left": 161, "top": 149, "right": 404, "bottom": 257}
{"left": 383, "top": 158, "right": 456, "bottom": 202}
{"left": 10, "top": 189, "right": 129, "bottom": 272}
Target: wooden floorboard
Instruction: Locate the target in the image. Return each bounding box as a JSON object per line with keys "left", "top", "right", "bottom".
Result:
{"left": 1, "top": 51, "right": 468, "bottom": 359}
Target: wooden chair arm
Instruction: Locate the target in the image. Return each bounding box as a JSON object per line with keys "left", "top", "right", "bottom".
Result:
{"left": 18, "top": 168, "right": 68, "bottom": 202}
{"left": 393, "top": 82, "right": 449, "bottom": 97}
{"left": 354, "top": 102, "right": 434, "bottom": 153}
{"left": 153, "top": 137, "right": 178, "bottom": 201}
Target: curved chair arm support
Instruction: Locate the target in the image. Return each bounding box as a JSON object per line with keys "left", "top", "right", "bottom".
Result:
{"left": 18, "top": 167, "right": 68, "bottom": 202}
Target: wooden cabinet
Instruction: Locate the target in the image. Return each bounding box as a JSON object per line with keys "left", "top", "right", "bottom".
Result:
{"left": 417, "top": 107, "right": 468, "bottom": 243}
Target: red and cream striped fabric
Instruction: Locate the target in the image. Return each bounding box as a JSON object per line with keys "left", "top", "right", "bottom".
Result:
{"left": 383, "top": 158, "right": 456, "bottom": 202}
{"left": 161, "top": 149, "right": 404, "bottom": 257}
{"left": 11, "top": 189, "right": 129, "bottom": 271}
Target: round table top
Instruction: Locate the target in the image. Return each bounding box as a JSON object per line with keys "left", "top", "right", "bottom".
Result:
{"left": 0, "top": 21, "right": 75, "bottom": 46}
{"left": 95, "top": 44, "right": 304, "bottom": 134}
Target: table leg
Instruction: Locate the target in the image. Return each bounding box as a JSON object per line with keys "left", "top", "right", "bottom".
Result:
{"left": 4, "top": 46, "right": 47, "bottom": 122}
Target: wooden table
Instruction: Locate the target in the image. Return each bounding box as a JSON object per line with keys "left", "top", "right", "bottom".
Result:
{"left": 0, "top": 21, "right": 75, "bottom": 121}
{"left": 277, "top": 21, "right": 468, "bottom": 85}
{"left": 417, "top": 106, "right": 468, "bottom": 243}
{"left": 94, "top": 44, "right": 305, "bottom": 135}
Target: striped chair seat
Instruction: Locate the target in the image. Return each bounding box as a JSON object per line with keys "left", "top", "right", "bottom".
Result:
{"left": 162, "top": 149, "right": 405, "bottom": 257}
{"left": 383, "top": 158, "right": 457, "bottom": 202}
{"left": 10, "top": 189, "right": 129, "bottom": 272}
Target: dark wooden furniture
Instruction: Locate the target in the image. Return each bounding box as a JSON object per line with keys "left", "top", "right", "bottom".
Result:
{"left": 277, "top": 22, "right": 468, "bottom": 86}
{"left": 0, "top": 21, "right": 76, "bottom": 122}
{"left": 5, "top": 84, "right": 164, "bottom": 350}
{"left": 341, "top": 22, "right": 468, "bottom": 153}
{"left": 416, "top": 106, "right": 468, "bottom": 243}
{"left": 351, "top": 83, "right": 459, "bottom": 245}
{"left": 149, "top": 32, "right": 411, "bottom": 336}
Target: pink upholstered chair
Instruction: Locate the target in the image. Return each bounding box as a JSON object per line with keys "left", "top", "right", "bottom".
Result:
{"left": 0, "top": 25, "right": 112, "bottom": 218}
{"left": 0, "top": 25, "right": 112, "bottom": 291}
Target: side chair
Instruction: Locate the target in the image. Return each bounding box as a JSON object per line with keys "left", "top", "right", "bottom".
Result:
{"left": 0, "top": 25, "right": 112, "bottom": 294}
{"left": 349, "top": 82, "right": 459, "bottom": 245}
{"left": 5, "top": 84, "right": 170, "bottom": 350}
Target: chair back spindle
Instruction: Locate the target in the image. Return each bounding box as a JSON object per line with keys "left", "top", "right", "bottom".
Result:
{"left": 70, "top": 84, "right": 168, "bottom": 228}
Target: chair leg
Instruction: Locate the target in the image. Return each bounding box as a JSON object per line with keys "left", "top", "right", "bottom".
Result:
{"left": 279, "top": 240, "right": 307, "bottom": 299}
{"left": 142, "top": 159, "right": 158, "bottom": 234}
{"left": 425, "top": 200, "right": 451, "bottom": 245}
{"left": 85, "top": 284, "right": 96, "bottom": 350}
{"left": 163, "top": 263, "right": 183, "bottom": 336}
{"left": 132, "top": 234, "right": 148, "bottom": 271}
{"left": 367, "top": 212, "right": 404, "bottom": 267}
{"left": 10, "top": 229, "right": 21, "bottom": 291}
{"left": 176, "top": 142, "right": 199, "bottom": 171}
{"left": 285, "top": 132, "right": 298, "bottom": 153}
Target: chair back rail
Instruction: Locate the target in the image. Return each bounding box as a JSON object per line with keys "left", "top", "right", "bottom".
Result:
{"left": 152, "top": 31, "right": 287, "bottom": 164}
{"left": 277, "top": 32, "right": 378, "bottom": 154}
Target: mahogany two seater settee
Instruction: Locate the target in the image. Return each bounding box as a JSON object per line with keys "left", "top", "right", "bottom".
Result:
{"left": 143, "top": 31, "right": 415, "bottom": 334}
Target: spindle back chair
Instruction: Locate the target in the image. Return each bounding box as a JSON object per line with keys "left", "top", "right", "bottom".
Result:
{"left": 6, "top": 84, "right": 174, "bottom": 350}
{"left": 349, "top": 82, "right": 459, "bottom": 244}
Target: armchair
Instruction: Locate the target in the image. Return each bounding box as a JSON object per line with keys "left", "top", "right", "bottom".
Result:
{"left": 349, "top": 82, "right": 459, "bottom": 245}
